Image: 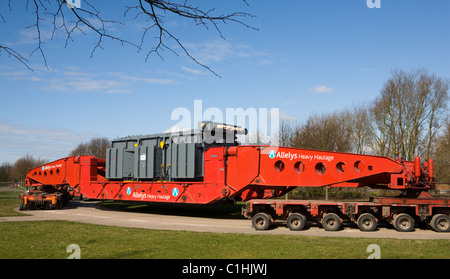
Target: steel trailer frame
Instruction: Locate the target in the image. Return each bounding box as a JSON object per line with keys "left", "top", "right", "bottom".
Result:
{"left": 20, "top": 141, "right": 449, "bottom": 233}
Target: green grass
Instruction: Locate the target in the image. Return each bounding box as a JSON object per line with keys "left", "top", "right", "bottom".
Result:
{"left": 0, "top": 189, "right": 29, "bottom": 217}
{"left": 1, "top": 220, "right": 449, "bottom": 259}
{"left": 1, "top": 190, "right": 449, "bottom": 259}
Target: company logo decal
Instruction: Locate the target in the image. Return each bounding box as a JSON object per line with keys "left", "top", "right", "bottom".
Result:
{"left": 41, "top": 164, "right": 62, "bottom": 171}
{"left": 267, "top": 150, "right": 335, "bottom": 162}
{"left": 268, "top": 150, "right": 276, "bottom": 159}
{"left": 172, "top": 187, "right": 179, "bottom": 197}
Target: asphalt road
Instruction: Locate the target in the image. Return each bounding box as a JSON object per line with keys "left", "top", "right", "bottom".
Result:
{"left": 1, "top": 200, "right": 450, "bottom": 240}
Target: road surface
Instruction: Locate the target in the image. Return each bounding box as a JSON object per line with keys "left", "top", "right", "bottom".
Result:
{"left": 1, "top": 201, "right": 449, "bottom": 239}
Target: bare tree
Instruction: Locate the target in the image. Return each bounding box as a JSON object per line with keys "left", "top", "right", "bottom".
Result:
{"left": 9, "top": 155, "right": 48, "bottom": 182}
{"left": 350, "top": 103, "right": 372, "bottom": 154}
{"left": 369, "top": 96, "right": 393, "bottom": 157}
{"left": 0, "top": 0, "right": 256, "bottom": 77}
{"left": 431, "top": 119, "right": 450, "bottom": 183}
{"left": 273, "top": 119, "right": 295, "bottom": 147}
{"left": 0, "top": 162, "right": 13, "bottom": 182}
{"left": 69, "top": 137, "right": 111, "bottom": 159}
{"left": 290, "top": 111, "right": 354, "bottom": 153}
{"left": 248, "top": 128, "right": 271, "bottom": 145}
{"left": 369, "top": 69, "right": 449, "bottom": 160}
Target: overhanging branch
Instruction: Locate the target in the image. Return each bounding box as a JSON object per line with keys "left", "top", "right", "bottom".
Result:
{"left": 1, "top": 0, "right": 257, "bottom": 77}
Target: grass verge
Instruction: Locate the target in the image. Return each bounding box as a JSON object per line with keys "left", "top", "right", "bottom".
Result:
{"left": 0, "top": 189, "right": 29, "bottom": 217}
{"left": 1, "top": 220, "right": 449, "bottom": 259}
{"left": 1, "top": 191, "right": 449, "bottom": 259}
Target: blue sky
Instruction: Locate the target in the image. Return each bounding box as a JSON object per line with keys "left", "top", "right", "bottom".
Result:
{"left": 1, "top": 0, "right": 449, "bottom": 164}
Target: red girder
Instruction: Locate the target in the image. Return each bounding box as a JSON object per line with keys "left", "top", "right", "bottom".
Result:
{"left": 25, "top": 145, "right": 434, "bottom": 204}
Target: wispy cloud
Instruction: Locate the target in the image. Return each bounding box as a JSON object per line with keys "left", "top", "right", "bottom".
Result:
{"left": 5, "top": 29, "right": 54, "bottom": 47}
{"left": 52, "top": 70, "right": 175, "bottom": 93}
{"left": 5, "top": 16, "right": 117, "bottom": 48}
{"left": 0, "top": 66, "right": 175, "bottom": 94}
{"left": 185, "top": 40, "right": 236, "bottom": 64}
{"left": 312, "top": 85, "right": 333, "bottom": 94}
{"left": 0, "top": 121, "right": 95, "bottom": 163}
{"left": 43, "top": 70, "right": 126, "bottom": 94}
{"left": 279, "top": 111, "right": 298, "bottom": 122}
{"left": 181, "top": 66, "right": 205, "bottom": 75}
{"left": 0, "top": 71, "right": 30, "bottom": 80}
{"left": 63, "top": 76, "right": 123, "bottom": 92}
{"left": 108, "top": 72, "right": 175, "bottom": 85}
{"left": 184, "top": 39, "right": 267, "bottom": 65}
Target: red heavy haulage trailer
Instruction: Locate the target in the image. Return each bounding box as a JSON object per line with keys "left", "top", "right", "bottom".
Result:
{"left": 20, "top": 123, "right": 450, "bottom": 232}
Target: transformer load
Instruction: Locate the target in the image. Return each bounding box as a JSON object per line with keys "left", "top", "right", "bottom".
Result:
{"left": 106, "top": 122, "right": 246, "bottom": 181}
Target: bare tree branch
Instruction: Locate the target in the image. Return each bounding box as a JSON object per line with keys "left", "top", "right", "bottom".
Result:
{"left": 27, "top": 0, "right": 49, "bottom": 68}
{"left": 0, "top": 45, "right": 32, "bottom": 70}
{"left": 1, "top": 0, "right": 257, "bottom": 77}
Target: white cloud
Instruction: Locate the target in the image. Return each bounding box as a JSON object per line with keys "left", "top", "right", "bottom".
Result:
{"left": 31, "top": 68, "right": 175, "bottom": 93}
{"left": 106, "top": 88, "right": 134, "bottom": 94}
{"left": 181, "top": 66, "right": 205, "bottom": 75}
{"left": 257, "top": 59, "right": 274, "bottom": 66}
{"left": 184, "top": 39, "right": 265, "bottom": 65}
{"left": 0, "top": 64, "right": 176, "bottom": 94}
{"left": 64, "top": 76, "right": 122, "bottom": 92}
{"left": 279, "top": 111, "right": 298, "bottom": 122}
{"left": 313, "top": 85, "right": 333, "bottom": 94}
{"left": 185, "top": 40, "right": 235, "bottom": 64}
{"left": 6, "top": 29, "right": 54, "bottom": 47}
{"left": 0, "top": 121, "right": 96, "bottom": 164}
{"left": 109, "top": 72, "right": 175, "bottom": 85}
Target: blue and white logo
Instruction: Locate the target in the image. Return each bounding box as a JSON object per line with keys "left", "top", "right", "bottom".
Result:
{"left": 42, "top": 166, "right": 45, "bottom": 171}
{"left": 268, "top": 150, "right": 276, "bottom": 159}
{"left": 126, "top": 187, "right": 132, "bottom": 195}
{"left": 172, "top": 187, "right": 179, "bottom": 197}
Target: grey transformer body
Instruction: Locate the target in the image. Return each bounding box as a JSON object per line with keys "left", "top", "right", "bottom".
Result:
{"left": 106, "top": 122, "right": 247, "bottom": 181}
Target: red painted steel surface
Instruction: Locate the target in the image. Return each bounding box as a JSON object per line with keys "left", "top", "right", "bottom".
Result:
{"left": 24, "top": 145, "right": 435, "bottom": 204}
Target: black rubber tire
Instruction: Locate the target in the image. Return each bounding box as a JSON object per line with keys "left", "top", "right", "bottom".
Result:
{"left": 357, "top": 213, "right": 378, "bottom": 232}
{"left": 19, "top": 198, "right": 26, "bottom": 211}
{"left": 286, "top": 213, "right": 306, "bottom": 231}
{"left": 252, "top": 212, "right": 272, "bottom": 231}
{"left": 393, "top": 213, "right": 415, "bottom": 232}
{"left": 429, "top": 214, "right": 450, "bottom": 233}
{"left": 321, "top": 213, "right": 342, "bottom": 231}
{"left": 43, "top": 202, "right": 51, "bottom": 210}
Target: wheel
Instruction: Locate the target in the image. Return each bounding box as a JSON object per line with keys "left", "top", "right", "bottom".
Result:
{"left": 43, "top": 202, "right": 51, "bottom": 210}
{"left": 321, "top": 213, "right": 342, "bottom": 231}
{"left": 49, "top": 202, "right": 57, "bottom": 210}
{"left": 429, "top": 214, "right": 450, "bottom": 233}
{"left": 357, "top": 213, "right": 378, "bottom": 232}
{"left": 252, "top": 212, "right": 272, "bottom": 230}
{"left": 393, "top": 213, "right": 415, "bottom": 232}
{"left": 56, "top": 199, "right": 62, "bottom": 209}
{"left": 286, "top": 213, "right": 306, "bottom": 231}
{"left": 19, "top": 198, "right": 26, "bottom": 211}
